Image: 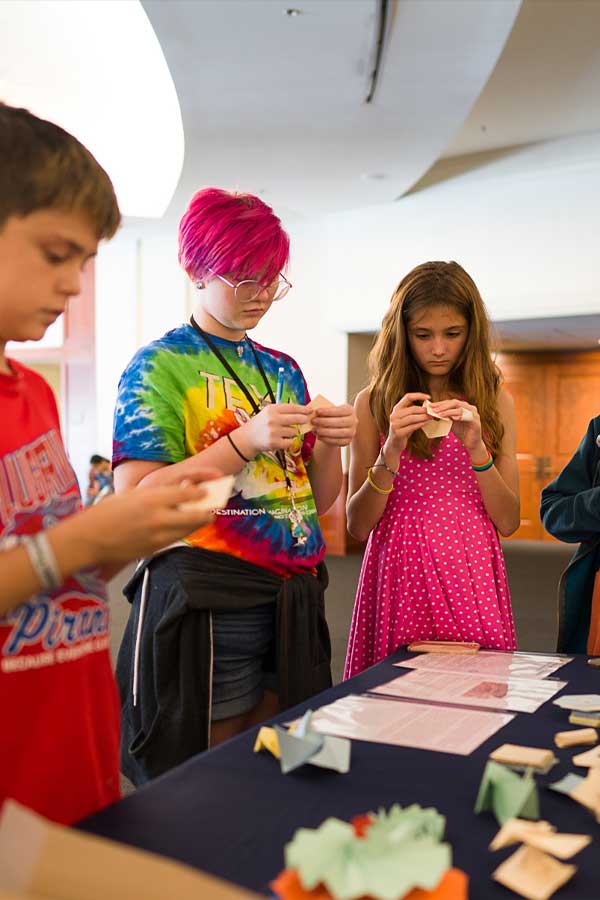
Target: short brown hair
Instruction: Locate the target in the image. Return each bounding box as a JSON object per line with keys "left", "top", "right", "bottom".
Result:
{"left": 0, "top": 102, "right": 121, "bottom": 238}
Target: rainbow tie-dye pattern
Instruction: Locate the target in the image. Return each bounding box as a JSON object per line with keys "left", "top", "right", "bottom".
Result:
{"left": 112, "top": 325, "right": 325, "bottom": 576}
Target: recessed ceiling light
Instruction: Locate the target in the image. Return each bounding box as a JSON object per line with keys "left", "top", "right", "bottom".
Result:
{"left": 285, "top": 8, "right": 303, "bottom": 16}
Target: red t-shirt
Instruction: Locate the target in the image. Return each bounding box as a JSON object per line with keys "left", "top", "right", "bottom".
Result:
{"left": 0, "top": 360, "right": 120, "bottom": 824}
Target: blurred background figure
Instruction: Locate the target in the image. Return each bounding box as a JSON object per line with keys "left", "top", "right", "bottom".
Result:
{"left": 86, "top": 454, "right": 114, "bottom": 505}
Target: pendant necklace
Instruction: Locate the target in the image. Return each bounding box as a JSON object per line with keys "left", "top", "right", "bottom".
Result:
{"left": 189, "top": 317, "right": 307, "bottom": 545}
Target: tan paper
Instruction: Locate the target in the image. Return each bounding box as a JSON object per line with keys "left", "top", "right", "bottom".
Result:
{"left": 554, "top": 727, "right": 597, "bottom": 749}
{"left": 178, "top": 473, "right": 235, "bottom": 512}
{"left": 489, "top": 819, "right": 555, "bottom": 851}
{"left": 492, "top": 845, "right": 576, "bottom": 900}
{"left": 572, "top": 745, "right": 600, "bottom": 768}
{"left": 570, "top": 767, "right": 600, "bottom": 820}
{"left": 0, "top": 801, "right": 260, "bottom": 900}
{"left": 490, "top": 744, "right": 557, "bottom": 772}
{"left": 298, "top": 393, "right": 335, "bottom": 435}
{"left": 421, "top": 400, "right": 452, "bottom": 439}
{"left": 569, "top": 711, "right": 600, "bottom": 727}
{"left": 406, "top": 640, "right": 480, "bottom": 654}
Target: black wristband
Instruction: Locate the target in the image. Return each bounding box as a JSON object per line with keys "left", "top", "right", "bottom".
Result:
{"left": 226, "top": 431, "right": 251, "bottom": 463}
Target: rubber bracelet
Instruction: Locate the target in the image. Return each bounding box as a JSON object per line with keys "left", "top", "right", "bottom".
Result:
{"left": 472, "top": 453, "right": 494, "bottom": 472}
{"left": 226, "top": 431, "right": 251, "bottom": 463}
{"left": 22, "top": 532, "right": 62, "bottom": 590}
{"left": 366, "top": 467, "right": 394, "bottom": 495}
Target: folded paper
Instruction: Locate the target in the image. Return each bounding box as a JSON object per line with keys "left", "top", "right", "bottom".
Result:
{"left": 548, "top": 769, "right": 600, "bottom": 821}
{"left": 554, "top": 727, "right": 597, "bottom": 749}
{"left": 299, "top": 394, "right": 335, "bottom": 435}
{"left": 284, "top": 805, "right": 452, "bottom": 900}
{"left": 489, "top": 818, "right": 590, "bottom": 860}
{"left": 254, "top": 711, "right": 350, "bottom": 775}
{"left": 406, "top": 640, "right": 479, "bottom": 655}
{"left": 270, "top": 867, "right": 468, "bottom": 900}
{"left": 553, "top": 694, "right": 600, "bottom": 712}
{"left": 421, "top": 401, "right": 452, "bottom": 439}
{"left": 492, "top": 845, "right": 576, "bottom": 900}
{"left": 572, "top": 745, "right": 600, "bottom": 768}
{"left": 178, "top": 473, "right": 235, "bottom": 512}
{"left": 569, "top": 711, "right": 600, "bottom": 727}
{"left": 490, "top": 744, "right": 557, "bottom": 773}
{"left": 475, "top": 761, "right": 539, "bottom": 825}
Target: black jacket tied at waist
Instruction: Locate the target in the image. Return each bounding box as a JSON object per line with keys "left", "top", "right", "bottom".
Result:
{"left": 116, "top": 547, "right": 332, "bottom": 786}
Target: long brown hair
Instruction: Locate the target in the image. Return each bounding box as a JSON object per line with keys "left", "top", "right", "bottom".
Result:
{"left": 368, "top": 261, "right": 503, "bottom": 458}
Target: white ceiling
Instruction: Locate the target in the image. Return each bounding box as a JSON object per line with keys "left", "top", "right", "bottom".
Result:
{"left": 141, "top": 0, "right": 520, "bottom": 220}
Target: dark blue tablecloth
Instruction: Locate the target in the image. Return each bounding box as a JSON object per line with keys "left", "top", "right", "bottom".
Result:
{"left": 81, "top": 650, "right": 600, "bottom": 899}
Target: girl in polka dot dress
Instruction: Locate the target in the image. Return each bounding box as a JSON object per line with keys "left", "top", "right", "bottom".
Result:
{"left": 344, "top": 261, "right": 519, "bottom": 679}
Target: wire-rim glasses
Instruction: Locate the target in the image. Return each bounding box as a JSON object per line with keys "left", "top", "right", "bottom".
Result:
{"left": 207, "top": 267, "right": 292, "bottom": 303}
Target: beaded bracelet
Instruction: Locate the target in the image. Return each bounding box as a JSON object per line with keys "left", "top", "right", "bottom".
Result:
{"left": 372, "top": 449, "right": 399, "bottom": 477}
{"left": 366, "top": 467, "right": 394, "bottom": 495}
{"left": 226, "top": 431, "right": 251, "bottom": 463}
{"left": 471, "top": 453, "right": 494, "bottom": 472}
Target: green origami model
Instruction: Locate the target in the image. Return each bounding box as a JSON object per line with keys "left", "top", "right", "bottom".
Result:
{"left": 284, "top": 805, "right": 451, "bottom": 900}
{"left": 474, "top": 761, "right": 540, "bottom": 825}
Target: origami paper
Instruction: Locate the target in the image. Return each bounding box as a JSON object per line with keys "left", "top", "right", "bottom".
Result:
{"left": 475, "top": 761, "right": 539, "bottom": 825}
{"left": 254, "top": 711, "right": 350, "bottom": 775}
{"left": 569, "top": 711, "right": 600, "bottom": 727}
{"left": 489, "top": 818, "right": 590, "bottom": 859}
{"left": 553, "top": 694, "right": 600, "bottom": 712}
{"left": 492, "top": 845, "right": 576, "bottom": 900}
{"left": 547, "top": 773, "right": 585, "bottom": 797}
{"left": 178, "top": 473, "right": 234, "bottom": 512}
{"left": 489, "top": 744, "right": 557, "bottom": 773}
{"left": 572, "top": 745, "right": 600, "bottom": 768}
{"left": 570, "top": 767, "right": 600, "bottom": 821}
{"left": 554, "top": 727, "right": 597, "bottom": 749}
{"left": 270, "top": 867, "right": 469, "bottom": 900}
{"left": 299, "top": 394, "right": 335, "bottom": 435}
{"left": 421, "top": 401, "right": 452, "bottom": 439}
{"left": 284, "top": 811, "right": 452, "bottom": 900}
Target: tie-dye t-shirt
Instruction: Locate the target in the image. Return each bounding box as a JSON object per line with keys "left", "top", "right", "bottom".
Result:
{"left": 112, "top": 324, "right": 325, "bottom": 576}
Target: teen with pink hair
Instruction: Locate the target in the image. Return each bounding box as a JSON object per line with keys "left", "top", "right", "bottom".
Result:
{"left": 112, "top": 187, "right": 356, "bottom": 784}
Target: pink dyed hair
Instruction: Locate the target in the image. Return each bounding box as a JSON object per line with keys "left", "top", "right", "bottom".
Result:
{"left": 178, "top": 187, "right": 290, "bottom": 285}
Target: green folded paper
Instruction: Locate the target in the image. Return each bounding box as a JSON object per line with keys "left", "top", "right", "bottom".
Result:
{"left": 475, "top": 761, "right": 539, "bottom": 825}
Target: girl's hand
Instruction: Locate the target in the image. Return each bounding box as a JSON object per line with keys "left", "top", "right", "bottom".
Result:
{"left": 428, "top": 398, "right": 483, "bottom": 453}
{"left": 237, "top": 403, "right": 311, "bottom": 456}
{"left": 312, "top": 404, "right": 357, "bottom": 447}
{"left": 387, "top": 393, "right": 431, "bottom": 453}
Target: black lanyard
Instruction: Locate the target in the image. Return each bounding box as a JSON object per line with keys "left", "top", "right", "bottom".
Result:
{"left": 189, "top": 316, "right": 291, "bottom": 482}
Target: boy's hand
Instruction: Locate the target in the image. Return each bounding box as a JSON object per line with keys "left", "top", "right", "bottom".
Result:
{"left": 312, "top": 404, "right": 357, "bottom": 447}
{"left": 79, "top": 481, "right": 219, "bottom": 565}
{"left": 236, "top": 403, "right": 311, "bottom": 456}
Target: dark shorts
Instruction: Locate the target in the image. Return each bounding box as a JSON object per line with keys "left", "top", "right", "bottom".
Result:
{"left": 211, "top": 603, "right": 277, "bottom": 721}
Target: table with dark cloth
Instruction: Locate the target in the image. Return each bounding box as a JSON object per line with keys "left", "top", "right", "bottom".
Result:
{"left": 81, "top": 650, "right": 600, "bottom": 899}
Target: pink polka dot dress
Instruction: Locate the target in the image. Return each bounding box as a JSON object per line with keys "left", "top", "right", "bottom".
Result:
{"left": 343, "top": 433, "right": 517, "bottom": 679}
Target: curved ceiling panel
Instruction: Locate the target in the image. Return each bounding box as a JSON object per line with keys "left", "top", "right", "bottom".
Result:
{"left": 142, "top": 0, "right": 521, "bottom": 219}
{"left": 0, "top": 0, "right": 184, "bottom": 218}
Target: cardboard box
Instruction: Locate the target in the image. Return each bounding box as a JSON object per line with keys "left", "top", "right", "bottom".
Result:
{"left": 0, "top": 801, "right": 260, "bottom": 900}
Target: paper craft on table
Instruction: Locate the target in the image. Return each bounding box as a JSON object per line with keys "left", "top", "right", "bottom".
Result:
{"left": 572, "top": 745, "right": 600, "bottom": 768}
{"left": 398, "top": 650, "right": 572, "bottom": 680}
{"left": 492, "top": 845, "right": 576, "bottom": 900}
{"left": 489, "top": 818, "right": 591, "bottom": 859}
{"left": 554, "top": 727, "right": 597, "bottom": 749}
{"left": 549, "top": 769, "right": 600, "bottom": 821}
{"left": 553, "top": 694, "right": 600, "bottom": 712}
{"left": 370, "top": 669, "right": 566, "bottom": 714}
{"left": 475, "top": 761, "right": 539, "bottom": 825}
{"left": 271, "top": 866, "right": 468, "bottom": 900}
{"left": 405, "top": 640, "right": 480, "bottom": 655}
{"left": 178, "top": 473, "right": 235, "bottom": 513}
{"left": 254, "top": 710, "right": 350, "bottom": 774}
{"left": 489, "top": 744, "right": 557, "bottom": 774}
{"left": 292, "top": 693, "right": 513, "bottom": 756}
{"left": 298, "top": 394, "right": 335, "bottom": 435}
{"left": 569, "top": 710, "right": 600, "bottom": 727}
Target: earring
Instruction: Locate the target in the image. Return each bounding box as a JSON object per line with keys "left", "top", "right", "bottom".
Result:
{"left": 195, "top": 280, "right": 205, "bottom": 290}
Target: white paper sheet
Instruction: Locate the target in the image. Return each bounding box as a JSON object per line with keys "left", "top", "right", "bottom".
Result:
{"left": 371, "top": 669, "right": 566, "bottom": 714}
{"left": 302, "top": 694, "right": 514, "bottom": 755}
{"left": 396, "top": 650, "right": 572, "bottom": 681}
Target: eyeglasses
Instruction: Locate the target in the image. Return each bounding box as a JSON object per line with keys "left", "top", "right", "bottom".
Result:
{"left": 207, "top": 268, "right": 292, "bottom": 303}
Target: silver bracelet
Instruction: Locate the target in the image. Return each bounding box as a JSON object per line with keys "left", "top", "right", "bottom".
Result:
{"left": 23, "top": 532, "right": 62, "bottom": 591}
{"left": 373, "top": 449, "right": 399, "bottom": 477}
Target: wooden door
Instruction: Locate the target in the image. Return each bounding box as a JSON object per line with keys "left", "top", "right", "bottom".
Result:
{"left": 497, "top": 350, "right": 600, "bottom": 541}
